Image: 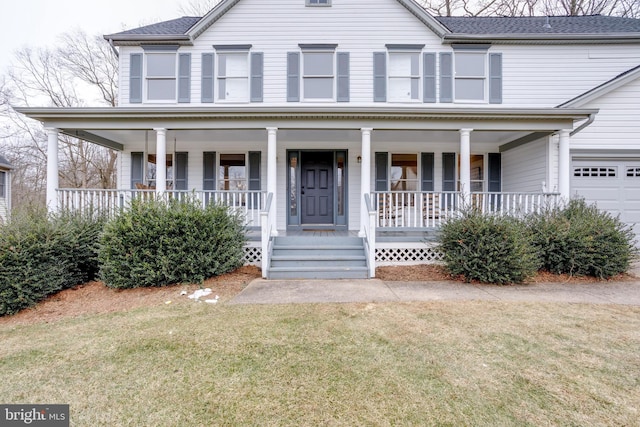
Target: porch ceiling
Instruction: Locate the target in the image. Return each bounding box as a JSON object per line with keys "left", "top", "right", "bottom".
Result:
{"left": 16, "top": 106, "right": 598, "bottom": 151}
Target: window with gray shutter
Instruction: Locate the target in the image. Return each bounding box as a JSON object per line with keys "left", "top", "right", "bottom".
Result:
{"left": 201, "top": 53, "right": 215, "bottom": 103}
{"left": 423, "top": 53, "right": 436, "bottom": 103}
{"left": 129, "top": 54, "right": 143, "bottom": 103}
{"left": 250, "top": 52, "right": 264, "bottom": 102}
{"left": 489, "top": 53, "right": 502, "bottom": 104}
{"left": 203, "top": 152, "right": 216, "bottom": 190}
{"left": 442, "top": 152, "right": 456, "bottom": 191}
{"left": 421, "top": 153, "right": 434, "bottom": 191}
{"left": 337, "top": 52, "right": 350, "bottom": 102}
{"left": 375, "top": 152, "right": 389, "bottom": 191}
{"left": 488, "top": 153, "right": 501, "bottom": 192}
{"left": 178, "top": 53, "right": 191, "bottom": 103}
{"left": 439, "top": 53, "right": 453, "bottom": 103}
{"left": 287, "top": 52, "right": 300, "bottom": 102}
{"left": 373, "top": 52, "right": 387, "bottom": 102}
{"left": 131, "top": 152, "right": 144, "bottom": 188}
{"left": 174, "top": 152, "right": 188, "bottom": 190}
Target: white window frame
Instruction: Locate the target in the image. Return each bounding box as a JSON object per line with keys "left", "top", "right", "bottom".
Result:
{"left": 302, "top": 50, "right": 335, "bottom": 102}
{"left": 388, "top": 51, "right": 421, "bottom": 103}
{"left": 454, "top": 51, "right": 487, "bottom": 103}
{"left": 0, "top": 171, "right": 6, "bottom": 198}
{"left": 390, "top": 153, "right": 419, "bottom": 192}
{"left": 218, "top": 153, "right": 248, "bottom": 191}
{"left": 217, "top": 51, "right": 250, "bottom": 103}
{"left": 144, "top": 52, "right": 177, "bottom": 103}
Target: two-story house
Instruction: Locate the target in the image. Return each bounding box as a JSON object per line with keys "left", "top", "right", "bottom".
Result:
{"left": 18, "top": 0, "right": 640, "bottom": 279}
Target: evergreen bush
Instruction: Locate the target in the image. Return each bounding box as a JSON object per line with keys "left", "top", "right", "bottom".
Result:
{"left": 99, "top": 197, "right": 246, "bottom": 289}
{"left": 0, "top": 207, "right": 106, "bottom": 316}
{"left": 438, "top": 208, "right": 537, "bottom": 284}
{"left": 528, "top": 199, "right": 637, "bottom": 278}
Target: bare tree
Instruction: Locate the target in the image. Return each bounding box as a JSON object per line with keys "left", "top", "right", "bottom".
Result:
{"left": 541, "top": 0, "right": 640, "bottom": 17}
{"left": 2, "top": 32, "right": 119, "bottom": 210}
{"left": 418, "top": 0, "right": 637, "bottom": 16}
{"left": 178, "top": 0, "right": 222, "bottom": 16}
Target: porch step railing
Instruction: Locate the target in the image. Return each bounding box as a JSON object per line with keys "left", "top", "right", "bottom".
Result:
{"left": 57, "top": 189, "right": 267, "bottom": 226}
{"left": 372, "top": 191, "right": 561, "bottom": 228}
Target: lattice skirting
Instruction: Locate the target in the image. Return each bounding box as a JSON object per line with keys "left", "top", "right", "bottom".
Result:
{"left": 243, "top": 245, "right": 262, "bottom": 267}
{"left": 376, "top": 242, "right": 443, "bottom": 266}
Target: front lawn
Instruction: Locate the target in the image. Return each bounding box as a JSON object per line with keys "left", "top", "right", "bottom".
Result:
{"left": 1, "top": 301, "right": 639, "bottom": 425}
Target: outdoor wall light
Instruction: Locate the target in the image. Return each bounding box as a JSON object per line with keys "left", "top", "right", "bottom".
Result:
{"left": 357, "top": 156, "right": 362, "bottom": 163}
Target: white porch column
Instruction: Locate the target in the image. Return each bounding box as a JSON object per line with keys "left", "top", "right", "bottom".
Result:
{"left": 459, "top": 128, "right": 472, "bottom": 202}
{"left": 46, "top": 128, "right": 59, "bottom": 213}
{"left": 267, "top": 127, "right": 278, "bottom": 236}
{"left": 359, "top": 128, "right": 372, "bottom": 237}
{"left": 154, "top": 128, "right": 167, "bottom": 193}
{"left": 558, "top": 129, "right": 571, "bottom": 200}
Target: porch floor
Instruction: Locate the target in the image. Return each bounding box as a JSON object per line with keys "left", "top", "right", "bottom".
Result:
{"left": 246, "top": 228, "right": 439, "bottom": 243}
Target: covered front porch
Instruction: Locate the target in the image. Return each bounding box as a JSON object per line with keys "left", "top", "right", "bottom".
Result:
{"left": 19, "top": 106, "right": 595, "bottom": 278}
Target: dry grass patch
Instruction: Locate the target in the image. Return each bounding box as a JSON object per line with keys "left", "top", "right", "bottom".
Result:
{"left": 1, "top": 301, "right": 639, "bottom": 426}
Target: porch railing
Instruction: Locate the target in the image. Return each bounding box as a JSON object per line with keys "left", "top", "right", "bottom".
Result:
{"left": 363, "top": 193, "right": 377, "bottom": 278}
{"left": 372, "top": 191, "right": 561, "bottom": 228}
{"left": 260, "top": 193, "right": 275, "bottom": 278}
{"left": 57, "top": 189, "right": 268, "bottom": 226}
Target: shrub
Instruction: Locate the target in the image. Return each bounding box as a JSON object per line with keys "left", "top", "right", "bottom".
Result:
{"left": 438, "top": 208, "right": 537, "bottom": 284}
{"left": 99, "top": 197, "right": 246, "bottom": 289}
{"left": 0, "top": 207, "right": 106, "bottom": 316}
{"left": 528, "top": 199, "right": 637, "bottom": 279}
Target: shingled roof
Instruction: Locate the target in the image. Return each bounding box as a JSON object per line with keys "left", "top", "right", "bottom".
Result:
{"left": 436, "top": 15, "right": 640, "bottom": 34}
{"left": 105, "top": 17, "right": 200, "bottom": 38}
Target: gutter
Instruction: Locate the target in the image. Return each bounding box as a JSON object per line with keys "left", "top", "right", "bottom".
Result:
{"left": 570, "top": 113, "right": 596, "bottom": 137}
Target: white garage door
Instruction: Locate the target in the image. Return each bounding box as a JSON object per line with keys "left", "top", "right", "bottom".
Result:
{"left": 572, "top": 159, "right": 640, "bottom": 238}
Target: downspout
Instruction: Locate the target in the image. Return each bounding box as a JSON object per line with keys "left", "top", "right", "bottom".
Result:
{"left": 108, "top": 39, "right": 119, "bottom": 59}
{"left": 570, "top": 113, "right": 596, "bottom": 136}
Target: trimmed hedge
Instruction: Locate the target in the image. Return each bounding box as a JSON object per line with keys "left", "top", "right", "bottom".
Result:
{"left": 528, "top": 199, "right": 637, "bottom": 279}
{"left": 99, "top": 197, "right": 246, "bottom": 289}
{"left": 438, "top": 209, "right": 537, "bottom": 284}
{"left": 0, "top": 208, "right": 106, "bottom": 316}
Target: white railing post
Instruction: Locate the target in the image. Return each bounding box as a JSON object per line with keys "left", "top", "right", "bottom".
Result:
{"left": 260, "top": 193, "right": 274, "bottom": 279}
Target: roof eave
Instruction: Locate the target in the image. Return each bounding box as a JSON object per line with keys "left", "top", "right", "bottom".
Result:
{"left": 559, "top": 65, "right": 640, "bottom": 108}
{"left": 186, "top": 0, "right": 241, "bottom": 39}
{"left": 396, "top": 0, "right": 451, "bottom": 38}
{"left": 104, "top": 34, "right": 193, "bottom": 46}
{"left": 443, "top": 33, "right": 640, "bottom": 44}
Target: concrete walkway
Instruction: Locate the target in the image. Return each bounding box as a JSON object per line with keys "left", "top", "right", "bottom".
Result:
{"left": 230, "top": 278, "right": 640, "bottom": 306}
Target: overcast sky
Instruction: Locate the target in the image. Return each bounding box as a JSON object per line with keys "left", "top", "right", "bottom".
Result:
{"left": 1, "top": 0, "right": 193, "bottom": 73}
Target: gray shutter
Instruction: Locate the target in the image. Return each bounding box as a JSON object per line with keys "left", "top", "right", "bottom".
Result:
{"left": 203, "top": 152, "right": 216, "bottom": 190}
{"left": 131, "top": 152, "right": 144, "bottom": 188}
{"left": 178, "top": 53, "right": 191, "bottom": 103}
{"left": 442, "top": 152, "right": 456, "bottom": 191}
{"left": 375, "top": 152, "right": 389, "bottom": 191}
{"left": 488, "top": 153, "right": 501, "bottom": 192}
{"left": 337, "top": 52, "right": 350, "bottom": 102}
{"left": 421, "top": 153, "right": 435, "bottom": 191}
{"left": 489, "top": 53, "right": 503, "bottom": 104}
{"left": 287, "top": 52, "right": 300, "bottom": 102}
{"left": 250, "top": 52, "right": 264, "bottom": 102}
{"left": 248, "top": 151, "right": 261, "bottom": 191}
{"left": 423, "top": 53, "right": 436, "bottom": 103}
{"left": 174, "top": 152, "right": 188, "bottom": 190}
{"left": 129, "top": 53, "right": 143, "bottom": 104}
{"left": 440, "top": 52, "right": 453, "bottom": 103}
{"left": 373, "top": 52, "right": 386, "bottom": 102}
{"left": 201, "top": 53, "right": 214, "bottom": 103}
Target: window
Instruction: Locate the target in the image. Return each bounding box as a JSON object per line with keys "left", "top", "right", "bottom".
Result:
{"left": 626, "top": 167, "right": 640, "bottom": 177}
{"left": 218, "top": 52, "right": 249, "bottom": 102}
{"left": 455, "top": 52, "right": 486, "bottom": 102}
{"left": 146, "top": 154, "right": 174, "bottom": 189}
{"left": 146, "top": 53, "right": 176, "bottom": 101}
{"left": 219, "top": 154, "right": 246, "bottom": 190}
{"left": 574, "top": 167, "right": 617, "bottom": 177}
{"left": 469, "top": 155, "right": 484, "bottom": 192}
{"left": 388, "top": 52, "right": 420, "bottom": 102}
{"left": 307, "top": 0, "right": 331, "bottom": 5}
{"left": 391, "top": 154, "right": 418, "bottom": 191}
{"left": 303, "top": 51, "right": 334, "bottom": 100}
{"left": 0, "top": 171, "right": 5, "bottom": 198}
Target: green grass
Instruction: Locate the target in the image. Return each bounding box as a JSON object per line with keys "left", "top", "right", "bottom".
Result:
{"left": 1, "top": 301, "right": 639, "bottom": 426}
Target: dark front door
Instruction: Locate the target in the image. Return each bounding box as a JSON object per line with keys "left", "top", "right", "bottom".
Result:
{"left": 301, "top": 152, "right": 334, "bottom": 225}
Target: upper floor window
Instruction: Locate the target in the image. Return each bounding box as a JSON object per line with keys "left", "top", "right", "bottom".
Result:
{"left": 388, "top": 52, "right": 420, "bottom": 102}
{"left": 307, "top": 0, "right": 331, "bottom": 6}
{"left": 146, "top": 52, "right": 177, "bottom": 101}
{"left": 300, "top": 45, "right": 337, "bottom": 101}
{"left": 454, "top": 51, "right": 486, "bottom": 102}
{"left": 218, "top": 52, "right": 249, "bottom": 102}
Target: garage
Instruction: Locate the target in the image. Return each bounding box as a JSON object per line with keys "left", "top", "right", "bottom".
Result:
{"left": 571, "top": 158, "right": 640, "bottom": 240}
